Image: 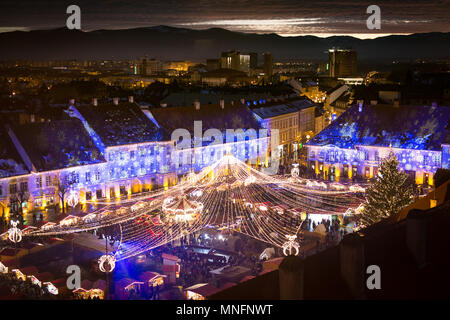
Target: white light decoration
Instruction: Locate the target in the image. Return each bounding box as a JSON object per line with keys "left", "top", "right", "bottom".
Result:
{"left": 282, "top": 235, "right": 300, "bottom": 256}
{"left": 190, "top": 189, "right": 203, "bottom": 197}
{"left": 67, "top": 190, "right": 80, "bottom": 208}
{"left": 330, "top": 182, "right": 346, "bottom": 191}
{"left": 162, "top": 195, "right": 203, "bottom": 223}
{"left": 130, "top": 201, "right": 147, "bottom": 212}
{"left": 244, "top": 175, "right": 256, "bottom": 186}
{"left": 8, "top": 220, "right": 22, "bottom": 243}
{"left": 349, "top": 185, "right": 366, "bottom": 193}
{"left": 98, "top": 254, "right": 116, "bottom": 273}
{"left": 20, "top": 155, "right": 364, "bottom": 262}
{"left": 291, "top": 164, "right": 299, "bottom": 178}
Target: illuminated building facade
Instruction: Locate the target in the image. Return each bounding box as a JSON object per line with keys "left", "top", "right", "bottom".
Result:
{"left": 306, "top": 103, "right": 450, "bottom": 184}
{"left": 0, "top": 101, "right": 269, "bottom": 217}
{"left": 251, "top": 98, "right": 316, "bottom": 160}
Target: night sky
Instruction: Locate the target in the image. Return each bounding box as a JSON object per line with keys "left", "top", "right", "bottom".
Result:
{"left": 0, "top": 0, "right": 449, "bottom": 38}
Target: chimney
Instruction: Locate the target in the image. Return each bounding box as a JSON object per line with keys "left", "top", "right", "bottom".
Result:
{"left": 69, "top": 99, "right": 75, "bottom": 106}
{"left": 92, "top": 98, "right": 98, "bottom": 106}
{"left": 113, "top": 97, "right": 119, "bottom": 105}
{"left": 220, "top": 99, "right": 225, "bottom": 109}
{"left": 194, "top": 100, "right": 200, "bottom": 110}
{"left": 128, "top": 96, "right": 134, "bottom": 103}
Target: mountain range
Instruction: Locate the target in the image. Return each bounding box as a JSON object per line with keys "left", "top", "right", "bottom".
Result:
{"left": 0, "top": 25, "right": 449, "bottom": 62}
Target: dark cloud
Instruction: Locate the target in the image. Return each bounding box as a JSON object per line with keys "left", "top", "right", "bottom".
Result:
{"left": 0, "top": 0, "right": 448, "bottom": 36}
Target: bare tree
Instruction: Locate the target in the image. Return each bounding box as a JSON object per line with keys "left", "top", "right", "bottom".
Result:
{"left": 8, "top": 189, "right": 29, "bottom": 225}
{"left": 56, "top": 178, "right": 71, "bottom": 215}
{"left": 16, "top": 189, "right": 30, "bottom": 214}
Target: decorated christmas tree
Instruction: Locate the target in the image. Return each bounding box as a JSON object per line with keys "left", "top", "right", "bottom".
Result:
{"left": 359, "top": 152, "right": 413, "bottom": 227}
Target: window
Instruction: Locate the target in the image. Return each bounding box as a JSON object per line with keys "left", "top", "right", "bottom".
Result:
{"left": 46, "top": 176, "right": 51, "bottom": 187}
{"left": 85, "top": 172, "right": 91, "bottom": 182}
{"left": 20, "top": 182, "right": 28, "bottom": 192}
{"left": 95, "top": 172, "right": 100, "bottom": 181}
{"left": 130, "top": 151, "right": 135, "bottom": 160}
{"left": 36, "top": 177, "right": 42, "bottom": 188}
{"left": 69, "top": 172, "right": 79, "bottom": 184}
{"left": 432, "top": 154, "right": 440, "bottom": 166}
{"left": 0, "top": 186, "right": 3, "bottom": 196}
{"left": 310, "top": 151, "right": 315, "bottom": 159}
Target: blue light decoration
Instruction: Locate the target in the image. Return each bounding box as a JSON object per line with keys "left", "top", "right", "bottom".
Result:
{"left": 306, "top": 103, "right": 450, "bottom": 177}
{"left": 332, "top": 113, "right": 337, "bottom": 121}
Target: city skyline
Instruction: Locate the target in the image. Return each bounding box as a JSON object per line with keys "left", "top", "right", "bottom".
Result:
{"left": 0, "top": 0, "right": 449, "bottom": 38}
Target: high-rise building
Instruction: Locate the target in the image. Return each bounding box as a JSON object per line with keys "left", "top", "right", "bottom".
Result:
{"left": 138, "top": 57, "right": 162, "bottom": 75}
{"left": 140, "top": 56, "right": 148, "bottom": 76}
{"left": 220, "top": 51, "right": 250, "bottom": 73}
{"left": 263, "top": 52, "right": 273, "bottom": 78}
{"left": 328, "top": 49, "right": 357, "bottom": 77}
{"left": 239, "top": 54, "right": 250, "bottom": 73}
{"left": 249, "top": 52, "right": 258, "bottom": 69}
{"left": 221, "top": 51, "right": 240, "bottom": 70}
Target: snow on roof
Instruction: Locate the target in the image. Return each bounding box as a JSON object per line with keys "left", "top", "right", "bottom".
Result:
{"left": 76, "top": 102, "right": 165, "bottom": 147}
{"left": 307, "top": 104, "right": 450, "bottom": 151}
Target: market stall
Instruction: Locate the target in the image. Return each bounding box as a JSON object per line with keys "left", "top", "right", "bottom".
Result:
{"left": 59, "top": 215, "right": 80, "bottom": 227}
{"left": 184, "top": 283, "right": 220, "bottom": 300}
{"left": 138, "top": 271, "right": 166, "bottom": 289}
{"left": 114, "top": 278, "right": 144, "bottom": 300}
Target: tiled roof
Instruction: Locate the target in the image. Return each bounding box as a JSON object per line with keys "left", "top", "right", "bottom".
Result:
{"left": 13, "top": 119, "right": 105, "bottom": 172}
{"left": 151, "top": 103, "right": 262, "bottom": 138}
{"left": 307, "top": 104, "right": 450, "bottom": 151}
{"left": 251, "top": 98, "right": 315, "bottom": 119}
{"left": 76, "top": 103, "right": 165, "bottom": 147}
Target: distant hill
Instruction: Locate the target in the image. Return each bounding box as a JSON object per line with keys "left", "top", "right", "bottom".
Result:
{"left": 0, "top": 25, "right": 449, "bottom": 62}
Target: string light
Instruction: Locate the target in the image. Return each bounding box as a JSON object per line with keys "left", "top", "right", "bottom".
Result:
{"left": 8, "top": 220, "right": 22, "bottom": 243}
{"left": 282, "top": 235, "right": 300, "bottom": 256}
{"left": 66, "top": 190, "right": 80, "bottom": 208}
{"left": 98, "top": 254, "right": 116, "bottom": 273}
{"left": 23, "top": 155, "right": 364, "bottom": 261}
